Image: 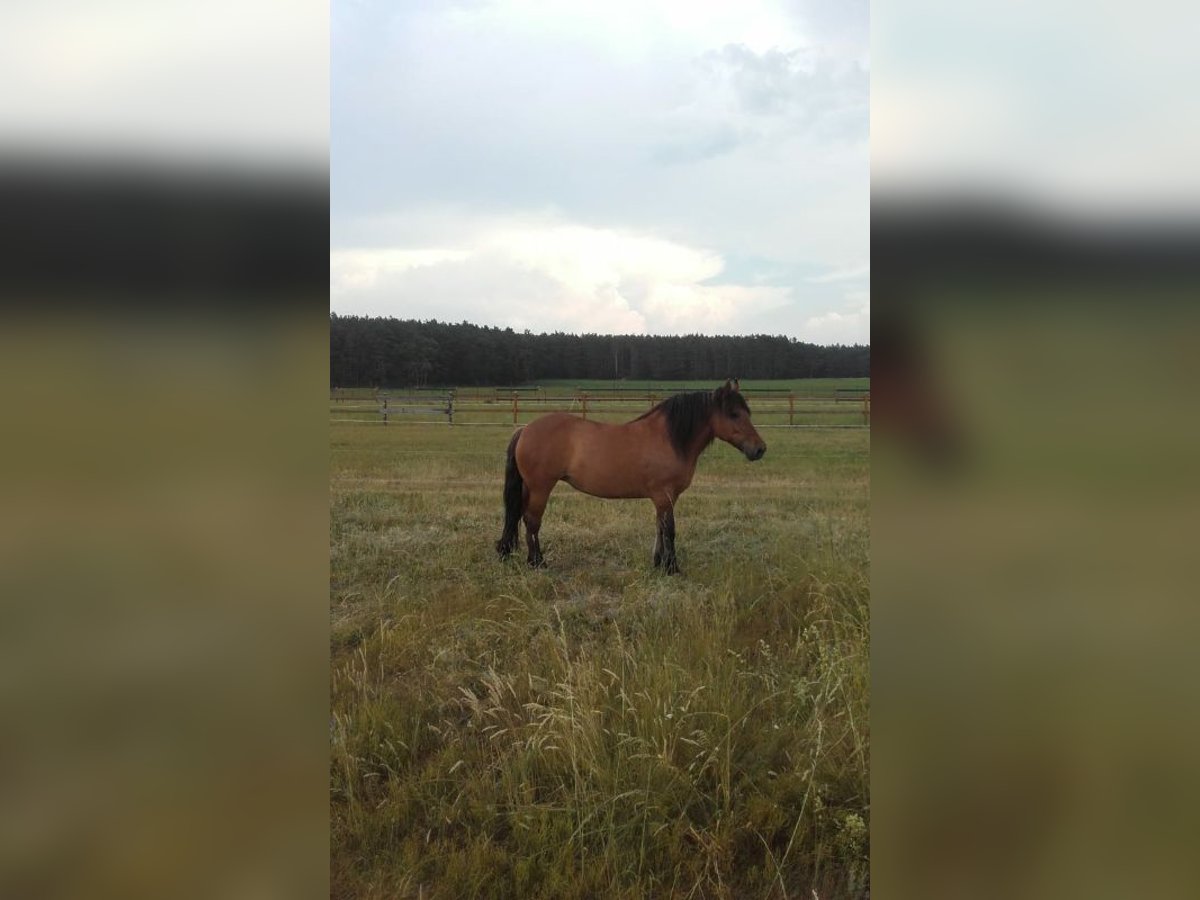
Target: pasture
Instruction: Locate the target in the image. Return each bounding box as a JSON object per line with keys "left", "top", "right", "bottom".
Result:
{"left": 330, "top": 395, "right": 870, "bottom": 898}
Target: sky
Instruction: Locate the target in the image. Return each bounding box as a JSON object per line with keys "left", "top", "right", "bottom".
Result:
{"left": 331, "top": 0, "right": 869, "bottom": 344}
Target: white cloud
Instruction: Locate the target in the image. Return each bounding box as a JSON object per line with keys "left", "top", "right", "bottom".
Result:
{"left": 331, "top": 248, "right": 472, "bottom": 293}
{"left": 448, "top": 0, "right": 805, "bottom": 58}
{"left": 486, "top": 224, "right": 723, "bottom": 289}
{"left": 800, "top": 289, "right": 869, "bottom": 345}
{"left": 807, "top": 262, "right": 870, "bottom": 283}
{"left": 331, "top": 220, "right": 790, "bottom": 335}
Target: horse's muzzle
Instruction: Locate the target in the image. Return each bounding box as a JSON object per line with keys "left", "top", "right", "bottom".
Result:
{"left": 745, "top": 444, "right": 766, "bottom": 461}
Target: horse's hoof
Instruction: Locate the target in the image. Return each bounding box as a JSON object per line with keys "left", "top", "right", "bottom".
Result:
{"left": 665, "top": 561, "right": 681, "bottom": 576}
{"left": 528, "top": 558, "right": 546, "bottom": 569}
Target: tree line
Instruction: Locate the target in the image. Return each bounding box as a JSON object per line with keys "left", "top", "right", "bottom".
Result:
{"left": 330, "top": 315, "right": 870, "bottom": 387}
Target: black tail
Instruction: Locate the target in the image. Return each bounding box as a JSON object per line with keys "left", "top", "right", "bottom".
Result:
{"left": 496, "top": 427, "right": 524, "bottom": 558}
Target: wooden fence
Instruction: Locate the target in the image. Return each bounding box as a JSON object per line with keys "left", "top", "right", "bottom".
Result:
{"left": 330, "top": 391, "right": 455, "bottom": 425}
{"left": 331, "top": 387, "right": 869, "bottom": 428}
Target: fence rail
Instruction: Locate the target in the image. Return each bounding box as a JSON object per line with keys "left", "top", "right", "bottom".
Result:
{"left": 331, "top": 387, "right": 869, "bottom": 429}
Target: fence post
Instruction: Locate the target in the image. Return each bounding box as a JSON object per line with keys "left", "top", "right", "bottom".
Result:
{"left": 789, "top": 393, "right": 795, "bottom": 427}
{"left": 382, "top": 397, "right": 388, "bottom": 426}
{"left": 512, "top": 392, "right": 518, "bottom": 425}
{"left": 863, "top": 392, "right": 870, "bottom": 426}
{"left": 582, "top": 392, "right": 588, "bottom": 420}
{"left": 448, "top": 391, "right": 455, "bottom": 426}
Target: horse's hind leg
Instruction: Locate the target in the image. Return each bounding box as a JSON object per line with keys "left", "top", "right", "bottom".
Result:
{"left": 496, "top": 429, "right": 525, "bottom": 558}
{"left": 524, "top": 483, "right": 552, "bottom": 568}
{"left": 653, "top": 499, "right": 680, "bottom": 575}
{"left": 497, "top": 497, "right": 521, "bottom": 558}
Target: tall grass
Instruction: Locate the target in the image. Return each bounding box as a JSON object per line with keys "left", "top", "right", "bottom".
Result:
{"left": 331, "top": 424, "right": 869, "bottom": 898}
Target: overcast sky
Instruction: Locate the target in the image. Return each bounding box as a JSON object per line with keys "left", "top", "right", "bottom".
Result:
{"left": 331, "top": 0, "right": 868, "bottom": 343}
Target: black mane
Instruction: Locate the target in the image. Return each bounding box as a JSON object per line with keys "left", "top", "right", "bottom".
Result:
{"left": 634, "top": 389, "right": 750, "bottom": 458}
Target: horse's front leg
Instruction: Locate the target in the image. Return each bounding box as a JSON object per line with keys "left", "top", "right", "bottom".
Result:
{"left": 653, "top": 500, "right": 680, "bottom": 575}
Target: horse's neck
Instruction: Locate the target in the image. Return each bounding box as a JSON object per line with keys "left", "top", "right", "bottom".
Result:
{"left": 684, "top": 422, "right": 716, "bottom": 464}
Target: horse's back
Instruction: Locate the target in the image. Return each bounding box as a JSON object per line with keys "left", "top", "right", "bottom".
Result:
{"left": 519, "top": 411, "right": 590, "bottom": 446}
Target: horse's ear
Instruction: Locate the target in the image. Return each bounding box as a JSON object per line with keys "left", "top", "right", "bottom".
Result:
{"left": 731, "top": 377, "right": 740, "bottom": 392}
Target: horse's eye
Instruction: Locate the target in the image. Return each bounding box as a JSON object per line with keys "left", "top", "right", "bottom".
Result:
{"left": 730, "top": 411, "right": 740, "bottom": 419}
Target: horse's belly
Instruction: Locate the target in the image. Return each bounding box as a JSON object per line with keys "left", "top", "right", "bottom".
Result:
{"left": 566, "top": 443, "right": 679, "bottom": 500}
{"left": 563, "top": 464, "right": 646, "bottom": 499}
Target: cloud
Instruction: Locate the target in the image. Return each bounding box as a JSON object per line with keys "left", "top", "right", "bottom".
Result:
{"left": 334, "top": 250, "right": 648, "bottom": 334}
{"left": 801, "top": 289, "right": 870, "bottom": 345}
{"left": 443, "top": 0, "right": 806, "bottom": 58}
{"left": 696, "top": 44, "right": 868, "bottom": 126}
{"left": 648, "top": 42, "right": 868, "bottom": 167}
{"left": 331, "top": 221, "right": 790, "bottom": 335}
{"left": 807, "top": 262, "right": 869, "bottom": 283}
{"left": 331, "top": 248, "right": 472, "bottom": 293}
{"left": 784, "top": 0, "right": 869, "bottom": 59}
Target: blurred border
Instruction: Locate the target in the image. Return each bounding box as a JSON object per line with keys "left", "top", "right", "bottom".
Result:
{"left": 873, "top": 4, "right": 1199, "bottom": 895}
{"left": 0, "top": 2, "right": 330, "bottom": 896}
{"left": 0, "top": 163, "right": 331, "bottom": 900}
{"left": 872, "top": 199, "right": 1200, "bottom": 897}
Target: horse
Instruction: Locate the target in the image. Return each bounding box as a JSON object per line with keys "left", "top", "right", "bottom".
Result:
{"left": 495, "top": 379, "right": 767, "bottom": 574}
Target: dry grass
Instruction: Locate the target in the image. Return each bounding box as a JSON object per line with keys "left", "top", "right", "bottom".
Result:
{"left": 331, "top": 422, "right": 869, "bottom": 899}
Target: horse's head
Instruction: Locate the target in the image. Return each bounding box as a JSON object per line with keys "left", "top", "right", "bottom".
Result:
{"left": 711, "top": 379, "right": 766, "bottom": 461}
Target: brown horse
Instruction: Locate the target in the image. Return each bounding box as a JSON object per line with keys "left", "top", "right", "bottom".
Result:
{"left": 495, "top": 379, "right": 766, "bottom": 574}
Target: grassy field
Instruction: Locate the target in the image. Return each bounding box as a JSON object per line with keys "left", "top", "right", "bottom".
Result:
{"left": 330, "top": 415, "right": 870, "bottom": 898}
